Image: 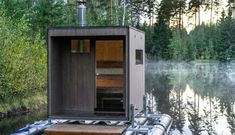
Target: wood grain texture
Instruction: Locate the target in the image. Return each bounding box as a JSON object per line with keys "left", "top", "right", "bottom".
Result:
{"left": 49, "top": 38, "right": 64, "bottom": 115}
{"left": 96, "top": 40, "right": 123, "bottom": 62}
{"left": 44, "top": 124, "right": 126, "bottom": 135}
{"left": 61, "top": 38, "right": 95, "bottom": 113}
{"left": 48, "top": 27, "right": 144, "bottom": 120}
{"left": 96, "top": 78, "right": 123, "bottom": 88}
{"left": 49, "top": 37, "right": 95, "bottom": 115}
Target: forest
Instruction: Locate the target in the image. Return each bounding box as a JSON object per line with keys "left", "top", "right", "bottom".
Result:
{"left": 0, "top": 0, "right": 235, "bottom": 113}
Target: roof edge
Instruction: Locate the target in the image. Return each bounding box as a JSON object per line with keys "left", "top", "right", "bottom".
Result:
{"left": 48, "top": 26, "right": 129, "bottom": 30}
{"left": 48, "top": 26, "right": 144, "bottom": 34}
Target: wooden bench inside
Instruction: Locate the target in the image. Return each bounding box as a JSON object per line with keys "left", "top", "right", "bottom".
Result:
{"left": 96, "top": 75, "right": 123, "bottom": 90}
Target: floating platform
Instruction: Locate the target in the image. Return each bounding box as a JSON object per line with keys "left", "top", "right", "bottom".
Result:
{"left": 11, "top": 113, "right": 172, "bottom": 135}
{"left": 44, "top": 124, "right": 126, "bottom": 135}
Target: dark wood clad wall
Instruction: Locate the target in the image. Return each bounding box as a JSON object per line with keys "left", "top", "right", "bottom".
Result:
{"left": 61, "top": 38, "right": 95, "bottom": 114}
{"left": 50, "top": 37, "right": 96, "bottom": 115}
{"left": 48, "top": 27, "right": 134, "bottom": 120}
{"left": 49, "top": 38, "right": 63, "bottom": 115}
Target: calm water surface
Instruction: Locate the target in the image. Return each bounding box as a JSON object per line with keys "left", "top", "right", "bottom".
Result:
{"left": 0, "top": 106, "right": 46, "bottom": 135}
{"left": 146, "top": 61, "right": 235, "bottom": 135}
{"left": 1, "top": 61, "right": 235, "bottom": 135}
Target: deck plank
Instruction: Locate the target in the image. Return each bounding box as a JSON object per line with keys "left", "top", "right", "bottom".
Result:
{"left": 44, "top": 124, "right": 127, "bottom": 135}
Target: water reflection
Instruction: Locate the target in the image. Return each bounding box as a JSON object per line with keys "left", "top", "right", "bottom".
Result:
{"left": 146, "top": 61, "right": 235, "bottom": 135}
{"left": 0, "top": 106, "right": 47, "bottom": 135}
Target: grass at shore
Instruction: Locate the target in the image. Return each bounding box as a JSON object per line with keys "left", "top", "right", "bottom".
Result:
{"left": 0, "top": 91, "right": 47, "bottom": 113}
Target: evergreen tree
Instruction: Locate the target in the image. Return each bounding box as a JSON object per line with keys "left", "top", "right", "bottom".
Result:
{"left": 187, "top": 24, "right": 209, "bottom": 59}
{"left": 126, "top": 0, "right": 144, "bottom": 26}
{"left": 139, "top": 21, "right": 154, "bottom": 58}
{"left": 188, "top": 0, "right": 202, "bottom": 26}
{"left": 216, "top": 11, "right": 235, "bottom": 62}
{"left": 151, "top": 0, "right": 173, "bottom": 60}
{"left": 172, "top": 0, "right": 187, "bottom": 33}
{"left": 203, "top": 0, "right": 221, "bottom": 25}
{"left": 169, "top": 29, "right": 189, "bottom": 60}
{"left": 143, "top": 0, "right": 158, "bottom": 26}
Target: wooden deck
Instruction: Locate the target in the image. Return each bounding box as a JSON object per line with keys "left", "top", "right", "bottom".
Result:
{"left": 44, "top": 124, "right": 127, "bottom": 135}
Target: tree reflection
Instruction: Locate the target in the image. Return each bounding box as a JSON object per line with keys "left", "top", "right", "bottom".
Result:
{"left": 185, "top": 63, "right": 222, "bottom": 134}
{"left": 187, "top": 104, "right": 203, "bottom": 135}
{"left": 170, "top": 88, "right": 186, "bottom": 134}
{"left": 146, "top": 62, "right": 235, "bottom": 134}
{"left": 214, "top": 63, "right": 235, "bottom": 134}
{"left": 145, "top": 70, "right": 186, "bottom": 133}
{"left": 226, "top": 102, "right": 235, "bottom": 134}
{"left": 146, "top": 71, "right": 172, "bottom": 113}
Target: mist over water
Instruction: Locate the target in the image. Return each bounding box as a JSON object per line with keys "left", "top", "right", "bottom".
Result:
{"left": 146, "top": 61, "right": 235, "bottom": 135}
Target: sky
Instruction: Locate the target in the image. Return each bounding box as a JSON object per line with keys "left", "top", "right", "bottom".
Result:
{"left": 154, "top": 0, "right": 232, "bottom": 32}
{"left": 183, "top": 0, "right": 229, "bottom": 32}
{"left": 140, "top": 0, "right": 232, "bottom": 32}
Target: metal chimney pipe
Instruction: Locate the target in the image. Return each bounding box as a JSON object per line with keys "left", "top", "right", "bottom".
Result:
{"left": 77, "top": 0, "right": 86, "bottom": 27}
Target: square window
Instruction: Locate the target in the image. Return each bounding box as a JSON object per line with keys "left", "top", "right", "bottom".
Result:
{"left": 71, "top": 39, "right": 90, "bottom": 53}
{"left": 136, "top": 50, "right": 143, "bottom": 65}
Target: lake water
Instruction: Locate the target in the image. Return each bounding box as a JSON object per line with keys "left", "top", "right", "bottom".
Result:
{"left": 0, "top": 106, "right": 47, "bottom": 135}
{"left": 146, "top": 61, "right": 235, "bottom": 135}
{"left": 1, "top": 61, "right": 235, "bottom": 135}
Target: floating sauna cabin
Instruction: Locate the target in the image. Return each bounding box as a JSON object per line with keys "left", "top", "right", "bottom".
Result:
{"left": 48, "top": 26, "right": 145, "bottom": 120}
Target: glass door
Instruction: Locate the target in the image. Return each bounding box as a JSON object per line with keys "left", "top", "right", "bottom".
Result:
{"left": 95, "top": 40, "right": 125, "bottom": 114}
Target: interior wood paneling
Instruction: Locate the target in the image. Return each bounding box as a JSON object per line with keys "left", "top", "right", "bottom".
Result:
{"left": 97, "top": 61, "right": 123, "bottom": 68}
{"left": 96, "top": 40, "right": 123, "bottom": 62}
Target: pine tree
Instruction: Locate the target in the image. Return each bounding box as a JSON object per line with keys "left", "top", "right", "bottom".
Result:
{"left": 126, "top": 0, "right": 144, "bottom": 26}
{"left": 143, "top": 0, "right": 158, "bottom": 26}
{"left": 188, "top": 0, "right": 202, "bottom": 27}
{"left": 172, "top": 0, "right": 186, "bottom": 33}
{"left": 216, "top": 11, "right": 235, "bottom": 62}
{"left": 151, "top": 0, "right": 173, "bottom": 60}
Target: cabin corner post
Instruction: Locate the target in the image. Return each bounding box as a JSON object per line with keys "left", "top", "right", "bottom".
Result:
{"left": 47, "top": 29, "right": 52, "bottom": 117}
{"left": 129, "top": 27, "right": 145, "bottom": 116}
{"left": 126, "top": 28, "right": 130, "bottom": 121}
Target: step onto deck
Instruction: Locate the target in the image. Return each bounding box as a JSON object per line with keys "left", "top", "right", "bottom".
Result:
{"left": 44, "top": 124, "right": 127, "bottom": 135}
